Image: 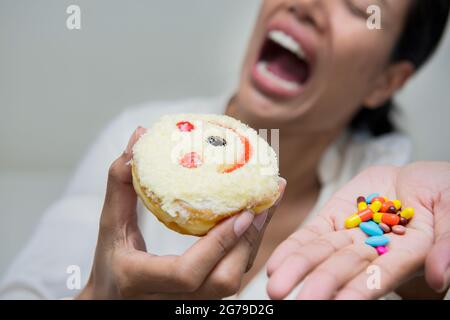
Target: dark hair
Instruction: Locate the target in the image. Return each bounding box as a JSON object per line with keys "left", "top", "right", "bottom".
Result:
{"left": 350, "top": 0, "right": 450, "bottom": 136}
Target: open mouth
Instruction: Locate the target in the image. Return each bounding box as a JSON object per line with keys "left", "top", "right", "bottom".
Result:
{"left": 252, "top": 29, "right": 312, "bottom": 97}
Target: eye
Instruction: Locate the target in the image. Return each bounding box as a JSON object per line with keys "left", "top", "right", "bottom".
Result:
{"left": 207, "top": 136, "right": 227, "bottom": 147}
{"left": 176, "top": 121, "right": 194, "bottom": 132}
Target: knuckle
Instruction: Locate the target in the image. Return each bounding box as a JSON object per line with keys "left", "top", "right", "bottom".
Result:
{"left": 113, "top": 256, "right": 135, "bottom": 298}
{"left": 174, "top": 265, "right": 201, "bottom": 292}
{"left": 108, "top": 159, "right": 123, "bottom": 181}
{"left": 210, "top": 270, "right": 241, "bottom": 296}
{"left": 210, "top": 233, "right": 232, "bottom": 255}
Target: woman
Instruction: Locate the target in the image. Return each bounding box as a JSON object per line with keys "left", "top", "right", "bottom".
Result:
{"left": 1, "top": 0, "right": 449, "bottom": 299}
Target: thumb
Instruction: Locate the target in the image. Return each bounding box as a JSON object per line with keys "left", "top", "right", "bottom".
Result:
{"left": 101, "top": 127, "right": 147, "bottom": 230}
{"left": 425, "top": 188, "right": 450, "bottom": 293}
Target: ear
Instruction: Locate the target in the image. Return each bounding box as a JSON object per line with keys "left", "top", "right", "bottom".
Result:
{"left": 363, "top": 61, "right": 415, "bottom": 109}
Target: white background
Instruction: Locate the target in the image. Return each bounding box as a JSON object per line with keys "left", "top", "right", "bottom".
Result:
{"left": 1, "top": 0, "right": 449, "bottom": 275}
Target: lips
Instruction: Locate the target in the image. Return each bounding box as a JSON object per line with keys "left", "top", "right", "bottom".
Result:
{"left": 251, "top": 19, "right": 317, "bottom": 99}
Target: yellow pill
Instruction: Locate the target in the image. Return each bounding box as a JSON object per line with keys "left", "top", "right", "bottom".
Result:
{"left": 370, "top": 200, "right": 382, "bottom": 213}
{"left": 392, "top": 200, "right": 402, "bottom": 210}
{"left": 383, "top": 196, "right": 389, "bottom": 202}
{"left": 345, "top": 214, "right": 362, "bottom": 229}
{"left": 358, "top": 201, "right": 368, "bottom": 211}
{"left": 373, "top": 212, "right": 383, "bottom": 223}
{"left": 400, "top": 207, "right": 414, "bottom": 220}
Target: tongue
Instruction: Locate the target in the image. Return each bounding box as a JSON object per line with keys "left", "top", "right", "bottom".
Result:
{"left": 266, "top": 51, "right": 309, "bottom": 84}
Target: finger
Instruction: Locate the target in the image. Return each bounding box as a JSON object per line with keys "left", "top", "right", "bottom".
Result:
{"left": 100, "top": 127, "right": 148, "bottom": 229}
{"left": 246, "top": 178, "right": 287, "bottom": 271}
{"left": 173, "top": 210, "right": 255, "bottom": 291}
{"left": 266, "top": 214, "right": 334, "bottom": 277}
{"left": 186, "top": 179, "right": 286, "bottom": 299}
{"left": 174, "top": 178, "right": 288, "bottom": 292}
{"left": 193, "top": 239, "right": 253, "bottom": 299}
{"left": 192, "top": 211, "right": 270, "bottom": 299}
{"left": 123, "top": 211, "right": 254, "bottom": 294}
{"left": 267, "top": 229, "right": 363, "bottom": 299}
{"left": 425, "top": 187, "right": 450, "bottom": 292}
{"left": 335, "top": 234, "right": 427, "bottom": 300}
{"left": 295, "top": 244, "right": 377, "bottom": 300}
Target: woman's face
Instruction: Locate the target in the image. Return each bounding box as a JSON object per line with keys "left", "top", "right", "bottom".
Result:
{"left": 235, "top": 0, "right": 412, "bottom": 132}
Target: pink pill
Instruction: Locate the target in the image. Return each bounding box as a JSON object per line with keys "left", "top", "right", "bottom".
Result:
{"left": 376, "top": 246, "right": 389, "bottom": 255}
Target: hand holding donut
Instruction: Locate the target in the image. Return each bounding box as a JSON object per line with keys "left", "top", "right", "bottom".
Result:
{"left": 77, "top": 127, "right": 286, "bottom": 299}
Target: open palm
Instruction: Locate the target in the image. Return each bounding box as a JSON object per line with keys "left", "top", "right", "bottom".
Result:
{"left": 266, "top": 162, "right": 450, "bottom": 300}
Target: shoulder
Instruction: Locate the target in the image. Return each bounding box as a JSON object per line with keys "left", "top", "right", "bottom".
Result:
{"left": 349, "top": 131, "right": 412, "bottom": 167}
{"left": 319, "top": 131, "right": 412, "bottom": 185}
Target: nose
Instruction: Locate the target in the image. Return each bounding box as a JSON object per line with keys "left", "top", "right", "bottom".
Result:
{"left": 288, "top": 0, "right": 329, "bottom": 33}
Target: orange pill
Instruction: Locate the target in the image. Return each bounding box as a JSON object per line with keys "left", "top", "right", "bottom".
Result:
{"left": 381, "top": 213, "right": 400, "bottom": 226}
{"left": 371, "top": 197, "right": 386, "bottom": 204}
{"left": 358, "top": 208, "right": 374, "bottom": 222}
{"left": 380, "top": 201, "right": 395, "bottom": 213}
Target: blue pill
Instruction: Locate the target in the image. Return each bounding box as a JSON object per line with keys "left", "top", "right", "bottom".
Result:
{"left": 366, "top": 193, "right": 380, "bottom": 204}
{"left": 360, "top": 221, "right": 384, "bottom": 237}
{"left": 365, "top": 235, "right": 389, "bottom": 247}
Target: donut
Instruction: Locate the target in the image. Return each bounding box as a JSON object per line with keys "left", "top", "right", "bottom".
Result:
{"left": 131, "top": 114, "right": 280, "bottom": 236}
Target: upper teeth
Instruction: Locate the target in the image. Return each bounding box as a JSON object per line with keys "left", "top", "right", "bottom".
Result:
{"left": 268, "top": 30, "right": 306, "bottom": 60}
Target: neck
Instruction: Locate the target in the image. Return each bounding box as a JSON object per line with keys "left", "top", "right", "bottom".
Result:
{"left": 226, "top": 96, "right": 341, "bottom": 202}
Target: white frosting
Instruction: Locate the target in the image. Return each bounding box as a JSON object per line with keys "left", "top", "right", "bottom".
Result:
{"left": 133, "top": 114, "right": 280, "bottom": 218}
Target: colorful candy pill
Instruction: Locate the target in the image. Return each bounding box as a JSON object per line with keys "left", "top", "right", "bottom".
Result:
{"left": 373, "top": 212, "right": 383, "bottom": 223}
{"left": 345, "top": 214, "right": 361, "bottom": 228}
{"left": 400, "top": 207, "right": 414, "bottom": 220}
{"left": 357, "top": 196, "right": 366, "bottom": 205}
{"left": 381, "top": 213, "right": 400, "bottom": 226}
{"left": 345, "top": 208, "right": 373, "bottom": 228}
{"left": 399, "top": 217, "right": 408, "bottom": 226}
{"left": 360, "top": 221, "right": 384, "bottom": 237}
{"left": 392, "top": 225, "right": 407, "bottom": 235}
{"left": 358, "top": 208, "right": 374, "bottom": 221}
{"left": 369, "top": 200, "right": 382, "bottom": 213}
{"left": 376, "top": 246, "right": 389, "bottom": 255}
{"left": 366, "top": 193, "right": 380, "bottom": 204}
{"left": 379, "top": 222, "right": 391, "bottom": 233}
{"left": 365, "top": 235, "right": 389, "bottom": 247}
{"left": 392, "top": 200, "right": 402, "bottom": 210}
{"left": 358, "top": 201, "right": 368, "bottom": 211}
{"left": 380, "top": 201, "right": 396, "bottom": 213}
{"left": 372, "top": 197, "right": 386, "bottom": 204}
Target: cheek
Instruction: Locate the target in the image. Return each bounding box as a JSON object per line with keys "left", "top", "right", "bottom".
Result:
{"left": 326, "top": 26, "right": 392, "bottom": 102}
{"left": 240, "top": 0, "right": 285, "bottom": 72}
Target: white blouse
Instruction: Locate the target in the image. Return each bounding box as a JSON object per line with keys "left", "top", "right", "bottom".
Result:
{"left": 0, "top": 95, "right": 413, "bottom": 299}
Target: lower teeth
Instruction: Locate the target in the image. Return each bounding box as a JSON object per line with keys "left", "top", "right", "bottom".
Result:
{"left": 257, "top": 62, "right": 300, "bottom": 91}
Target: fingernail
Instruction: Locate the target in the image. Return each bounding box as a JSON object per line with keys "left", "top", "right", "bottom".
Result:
{"left": 234, "top": 211, "right": 255, "bottom": 237}
{"left": 253, "top": 210, "right": 268, "bottom": 231}
{"left": 125, "top": 127, "right": 146, "bottom": 155}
